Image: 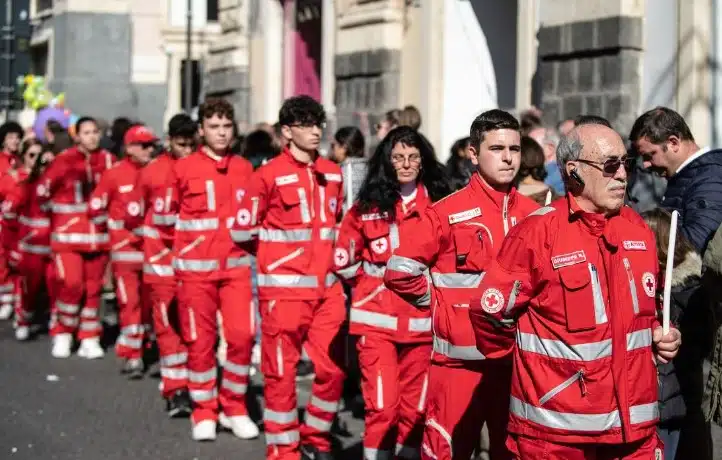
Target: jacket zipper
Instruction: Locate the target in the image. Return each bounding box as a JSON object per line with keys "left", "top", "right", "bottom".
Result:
{"left": 539, "top": 370, "right": 586, "bottom": 405}
{"left": 623, "top": 258, "right": 639, "bottom": 314}
{"left": 306, "top": 168, "right": 315, "bottom": 219}
{"left": 502, "top": 195, "right": 509, "bottom": 235}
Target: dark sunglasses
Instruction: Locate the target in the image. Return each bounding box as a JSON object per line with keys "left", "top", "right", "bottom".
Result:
{"left": 576, "top": 156, "right": 634, "bottom": 175}
{"left": 140, "top": 142, "right": 156, "bottom": 149}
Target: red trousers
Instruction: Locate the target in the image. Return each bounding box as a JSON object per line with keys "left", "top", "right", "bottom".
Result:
{"left": 261, "top": 283, "right": 347, "bottom": 460}
{"left": 149, "top": 282, "right": 188, "bottom": 398}
{"left": 357, "top": 336, "right": 431, "bottom": 459}
{"left": 177, "top": 278, "right": 255, "bottom": 423}
{"left": 52, "top": 252, "right": 108, "bottom": 339}
{"left": 114, "top": 266, "right": 152, "bottom": 360}
{"left": 15, "top": 253, "right": 55, "bottom": 327}
{"left": 421, "top": 361, "right": 512, "bottom": 460}
{"left": 507, "top": 434, "right": 664, "bottom": 460}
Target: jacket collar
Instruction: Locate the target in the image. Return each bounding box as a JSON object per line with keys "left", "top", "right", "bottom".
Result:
{"left": 566, "top": 193, "right": 620, "bottom": 246}
{"left": 398, "top": 183, "right": 430, "bottom": 218}
{"left": 468, "top": 172, "right": 517, "bottom": 211}
{"left": 199, "top": 147, "right": 231, "bottom": 171}
{"left": 282, "top": 147, "right": 319, "bottom": 169}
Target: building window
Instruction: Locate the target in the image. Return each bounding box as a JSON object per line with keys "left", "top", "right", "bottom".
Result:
{"left": 30, "top": 42, "right": 48, "bottom": 76}
{"left": 35, "top": 0, "right": 53, "bottom": 14}
{"left": 207, "top": 0, "right": 218, "bottom": 22}
{"left": 180, "top": 59, "right": 201, "bottom": 110}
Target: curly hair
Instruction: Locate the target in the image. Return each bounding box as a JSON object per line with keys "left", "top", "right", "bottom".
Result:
{"left": 198, "top": 97, "right": 235, "bottom": 122}
{"left": 356, "top": 126, "right": 452, "bottom": 219}
{"left": 278, "top": 95, "right": 326, "bottom": 127}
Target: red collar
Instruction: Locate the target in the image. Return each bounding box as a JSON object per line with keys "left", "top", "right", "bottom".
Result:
{"left": 468, "top": 172, "right": 517, "bottom": 210}
{"left": 281, "top": 147, "right": 319, "bottom": 169}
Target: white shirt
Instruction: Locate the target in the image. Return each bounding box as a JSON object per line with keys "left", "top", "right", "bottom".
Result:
{"left": 676, "top": 146, "right": 711, "bottom": 175}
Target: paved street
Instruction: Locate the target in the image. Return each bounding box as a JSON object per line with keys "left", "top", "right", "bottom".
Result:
{"left": 0, "top": 321, "right": 364, "bottom": 460}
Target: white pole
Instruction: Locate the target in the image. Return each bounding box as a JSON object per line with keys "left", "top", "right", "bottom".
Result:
{"left": 662, "top": 210, "right": 679, "bottom": 334}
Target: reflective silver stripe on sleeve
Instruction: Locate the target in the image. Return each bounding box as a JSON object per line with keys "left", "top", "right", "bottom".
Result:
{"left": 363, "top": 261, "right": 385, "bottom": 278}
{"left": 626, "top": 328, "right": 652, "bottom": 351}
{"left": 108, "top": 219, "right": 125, "bottom": 230}
{"left": 629, "top": 402, "right": 659, "bottom": 424}
{"left": 264, "top": 409, "right": 297, "bottom": 424}
{"left": 431, "top": 272, "right": 484, "bottom": 289}
{"left": 259, "top": 228, "right": 312, "bottom": 242}
{"left": 137, "top": 226, "right": 159, "bottom": 238}
{"left": 175, "top": 217, "right": 219, "bottom": 231}
{"left": 265, "top": 430, "right": 300, "bottom": 446}
{"left": 153, "top": 214, "right": 177, "bottom": 226}
{"left": 231, "top": 229, "right": 257, "bottom": 242}
{"left": 325, "top": 273, "right": 338, "bottom": 287}
{"left": 297, "top": 188, "right": 311, "bottom": 223}
{"left": 386, "top": 255, "right": 427, "bottom": 276}
{"left": 336, "top": 261, "right": 362, "bottom": 280}
{"left": 433, "top": 336, "right": 485, "bottom": 360}
{"left": 588, "top": 264, "right": 608, "bottom": 324}
{"left": 257, "top": 274, "right": 318, "bottom": 288}
{"left": 174, "top": 258, "right": 220, "bottom": 272}
{"left": 408, "top": 317, "right": 431, "bottom": 332}
{"left": 144, "top": 264, "right": 174, "bottom": 277}
{"left": 18, "top": 216, "right": 49, "bottom": 227}
{"left": 51, "top": 203, "right": 88, "bottom": 213}
{"left": 205, "top": 180, "right": 216, "bottom": 211}
{"left": 52, "top": 233, "right": 109, "bottom": 244}
{"left": 18, "top": 242, "right": 50, "bottom": 255}
{"left": 227, "top": 255, "right": 252, "bottom": 268}
{"left": 350, "top": 308, "right": 398, "bottom": 330}
{"left": 111, "top": 251, "right": 144, "bottom": 263}
{"left": 517, "top": 332, "right": 612, "bottom": 361}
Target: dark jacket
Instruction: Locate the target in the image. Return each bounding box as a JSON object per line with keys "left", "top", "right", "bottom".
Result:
{"left": 662, "top": 148, "right": 722, "bottom": 255}
{"left": 659, "top": 251, "right": 707, "bottom": 428}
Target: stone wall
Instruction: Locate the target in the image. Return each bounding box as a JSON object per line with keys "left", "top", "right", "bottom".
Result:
{"left": 537, "top": 15, "right": 643, "bottom": 135}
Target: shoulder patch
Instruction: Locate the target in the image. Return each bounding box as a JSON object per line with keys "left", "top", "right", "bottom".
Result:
{"left": 448, "top": 207, "right": 481, "bottom": 224}
{"left": 275, "top": 174, "right": 299, "bottom": 186}
{"left": 528, "top": 206, "right": 556, "bottom": 217}
{"left": 119, "top": 184, "right": 134, "bottom": 193}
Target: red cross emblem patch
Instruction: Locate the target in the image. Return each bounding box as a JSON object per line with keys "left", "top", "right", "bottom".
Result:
{"left": 642, "top": 272, "right": 656, "bottom": 297}
{"left": 371, "top": 237, "right": 388, "bottom": 255}
{"left": 481, "top": 288, "right": 505, "bottom": 314}
{"left": 334, "top": 248, "right": 349, "bottom": 267}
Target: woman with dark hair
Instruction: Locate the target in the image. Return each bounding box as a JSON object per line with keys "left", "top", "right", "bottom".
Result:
{"left": 242, "top": 129, "right": 279, "bottom": 169}
{"left": 515, "top": 135, "right": 556, "bottom": 205}
{"left": 446, "top": 136, "right": 474, "bottom": 191}
{"left": 334, "top": 126, "right": 451, "bottom": 458}
{"left": 331, "top": 126, "right": 368, "bottom": 213}
{"left": 2, "top": 142, "right": 56, "bottom": 339}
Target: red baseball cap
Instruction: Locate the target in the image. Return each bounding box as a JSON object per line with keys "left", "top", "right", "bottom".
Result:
{"left": 124, "top": 125, "right": 158, "bottom": 145}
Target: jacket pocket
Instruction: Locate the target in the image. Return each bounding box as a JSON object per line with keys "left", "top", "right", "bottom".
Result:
{"left": 277, "top": 186, "right": 310, "bottom": 225}
{"left": 539, "top": 369, "right": 587, "bottom": 405}
{"left": 451, "top": 224, "right": 491, "bottom": 272}
{"left": 364, "top": 221, "right": 392, "bottom": 263}
{"left": 558, "top": 266, "right": 597, "bottom": 332}
{"left": 182, "top": 178, "right": 210, "bottom": 214}
{"left": 622, "top": 257, "right": 657, "bottom": 316}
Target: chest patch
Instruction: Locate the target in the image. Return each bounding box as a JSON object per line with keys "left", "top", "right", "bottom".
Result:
{"left": 275, "top": 174, "right": 299, "bottom": 186}
{"left": 371, "top": 237, "right": 388, "bottom": 254}
{"left": 329, "top": 197, "right": 338, "bottom": 214}
{"left": 119, "top": 184, "right": 134, "bottom": 193}
{"left": 623, "top": 240, "right": 647, "bottom": 251}
{"left": 448, "top": 207, "right": 481, "bottom": 224}
{"left": 642, "top": 272, "right": 656, "bottom": 297}
{"left": 334, "top": 248, "right": 349, "bottom": 267}
{"left": 481, "top": 288, "right": 505, "bottom": 314}
{"left": 154, "top": 197, "right": 165, "bottom": 213}
{"left": 551, "top": 250, "right": 587, "bottom": 269}
{"left": 362, "top": 212, "right": 388, "bottom": 221}
{"left": 324, "top": 173, "right": 342, "bottom": 182}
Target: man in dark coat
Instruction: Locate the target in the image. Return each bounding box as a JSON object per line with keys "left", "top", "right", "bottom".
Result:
{"left": 630, "top": 107, "right": 722, "bottom": 255}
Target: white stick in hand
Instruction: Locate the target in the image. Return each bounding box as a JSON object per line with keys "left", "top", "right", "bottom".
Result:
{"left": 662, "top": 210, "right": 679, "bottom": 334}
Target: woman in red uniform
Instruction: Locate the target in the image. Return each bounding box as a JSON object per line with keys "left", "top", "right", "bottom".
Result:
{"left": 3, "top": 140, "right": 55, "bottom": 340}
{"left": 334, "top": 126, "right": 451, "bottom": 459}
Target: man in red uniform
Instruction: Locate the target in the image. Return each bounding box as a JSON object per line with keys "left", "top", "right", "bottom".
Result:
{"left": 233, "top": 95, "right": 346, "bottom": 460}
{"left": 130, "top": 113, "right": 196, "bottom": 416}
{"left": 469, "top": 122, "right": 682, "bottom": 459}
{"left": 384, "top": 110, "right": 539, "bottom": 460}
{"left": 89, "top": 124, "right": 155, "bottom": 377}
{"left": 165, "top": 98, "right": 258, "bottom": 441}
{"left": 0, "top": 121, "right": 22, "bottom": 175}
{"left": 37, "top": 116, "right": 115, "bottom": 359}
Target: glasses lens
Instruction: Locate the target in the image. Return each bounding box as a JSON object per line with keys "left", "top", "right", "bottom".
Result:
{"left": 603, "top": 157, "right": 633, "bottom": 174}
{"left": 141, "top": 142, "right": 155, "bottom": 149}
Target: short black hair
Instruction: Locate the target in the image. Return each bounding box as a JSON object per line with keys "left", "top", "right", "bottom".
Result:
{"left": 469, "top": 109, "right": 519, "bottom": 149}
{"left": 574, "top": 114, "right": 612, "bottom": 128}
{"left": 75, "top": 116, "right": 97, "bottom": 134}
{"left": 168, "top": 113, "right": 196, "bottom": 138}
{"left": 0, "top": 121, "right": 22, "bottom": 146}
{"left": 278, "top": 95, "right": 326, "bottom": 127}
{"left": 629, "top": 106, "right": 694, "bottom": 144}
{"left": 334, "top": 126, "right": 365, "bottom": 159}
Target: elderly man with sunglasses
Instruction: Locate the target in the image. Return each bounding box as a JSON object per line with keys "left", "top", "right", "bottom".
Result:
{"left": 469, "top": 120, "right": 681, "bottom": 459}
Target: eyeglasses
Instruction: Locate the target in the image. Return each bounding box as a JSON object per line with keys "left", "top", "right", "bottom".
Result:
{"left": 290, "top": 122, "right": 326, "bottom": 129}
{"left": 391, "top": 154, "right": 422, "bottom": 165}
{"left": 576, "top": 156, "right": 634, "bottom": 175}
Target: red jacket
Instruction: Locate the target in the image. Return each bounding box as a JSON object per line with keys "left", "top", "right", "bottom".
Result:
{"left": 0, "top": 169, "right": 29, "bottom": 250}
{"left": 88, "top": 158, "right": 145, "bottom": 269}
{"left": 383, "top": 173, "right": 539, "bottom": 365}
{"left": 2, "top": 177, "right": 51, "bottom": 259}
{"left": 469, "top": 197, "right": 660, "bottom": 444}
{"left": 233, "top": 148, "right": 344, "bottom": 301}
{"left": 167, "top": 149, "right": 254, "bottom": 281}
{"left": 36, "top": 146, "right": 115, "bottom": 253}
{"left": 0, "top": 151, "right": 16, "bottom": 176}
{"left": 335, "top": 184, "right": 432, "bottom": 342}
{"left": 130, "top": 153, "right": 177, "bottom": 285}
